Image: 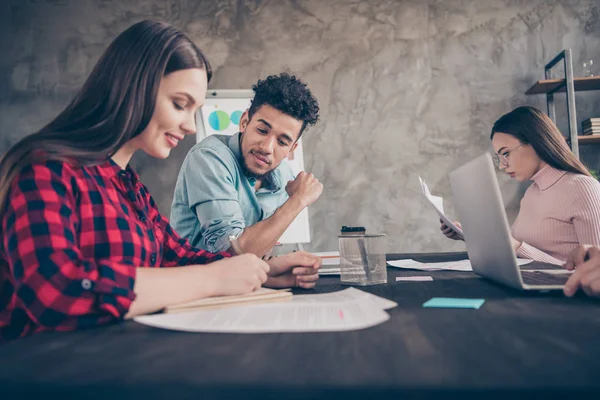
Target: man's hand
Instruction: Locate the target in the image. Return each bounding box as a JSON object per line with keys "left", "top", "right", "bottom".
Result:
{"left": 564, "top": 245, "right": 600, "bottom": 298}
{"left": 264, "top": 251, "right": 321, "bottom": 289}
{"left": 285, "top": 172, "right": 323, "bottom": 208}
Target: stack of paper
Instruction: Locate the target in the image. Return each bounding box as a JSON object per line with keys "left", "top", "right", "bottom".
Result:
{"left": 312, "top": 251, "right": 341, "bottom": 275}
{"left": 134, "top": 288, "right": 396, "bottom": 333}
{"left": 582, "top": 118, "right": 600, "bottom": 135}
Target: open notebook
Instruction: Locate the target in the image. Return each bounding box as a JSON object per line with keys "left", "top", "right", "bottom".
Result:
{"left": 164, "top": 288, "right": 293, "bottom": 314}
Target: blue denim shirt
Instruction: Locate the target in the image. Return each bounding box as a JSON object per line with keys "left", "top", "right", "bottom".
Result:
{"left": 170, "top": 132, "right": 295, "bottom": 253}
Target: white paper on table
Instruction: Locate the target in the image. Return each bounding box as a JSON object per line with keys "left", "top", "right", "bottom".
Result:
{"left": 418, "top": 176, "right": 464, "bottom": 239}
{"left": 528, "top": 269, "right": 572, "bottom": 275}
{"left": 292, "top": 287, "right": 398, "bottom": 310}
{"left": 387, "top": 259, "right": 424, "bottom": 269}
{"left": 317, "top": 268, "right": 341, "bottom": 276}
{"left": 134, "top": 288, "right": 394, "bottom": 333}
{"left": 387, "top": 258, "right": 533, "bottom": 272}
{"left": 395, "top": 276, "right": 433, "bottom": 282}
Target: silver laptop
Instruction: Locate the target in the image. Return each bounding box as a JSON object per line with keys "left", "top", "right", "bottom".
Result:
{"left": 449, "top": 153, "right": 570, "bottom": 291}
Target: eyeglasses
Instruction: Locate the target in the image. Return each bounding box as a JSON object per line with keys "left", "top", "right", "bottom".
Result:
{"left": 493, "top": 142, "right": 527, "bottom": 167}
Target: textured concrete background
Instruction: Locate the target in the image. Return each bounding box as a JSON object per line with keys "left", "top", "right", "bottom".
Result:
{"left": 1, "top": 0, "right": 600, "bottom": 253}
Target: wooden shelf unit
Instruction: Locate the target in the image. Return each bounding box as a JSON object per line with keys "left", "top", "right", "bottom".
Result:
{"left": 576, "top": 135, "right": 600, "bottom": 144}
{"left": 526, "top": 76, "right": 600, "bottom": 95}
{"left": 525, "top": 50, "right": 600, "bottom": 154}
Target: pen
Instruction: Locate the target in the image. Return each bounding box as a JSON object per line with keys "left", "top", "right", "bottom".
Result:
{"left": 228, "top": 235, "right": 244, "bottom": 256}
{"left": 357, "top": 238, "right": 372, "bottom": 281}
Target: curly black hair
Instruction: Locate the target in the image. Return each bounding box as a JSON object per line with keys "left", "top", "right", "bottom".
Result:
{"left": 248, "top": 73, "right": 320, "bottom": 138}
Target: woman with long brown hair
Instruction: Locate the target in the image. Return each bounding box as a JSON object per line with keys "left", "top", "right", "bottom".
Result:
{"left": 0, "top": 20, "right": 320, "bottom": 342}
{"left": 442, "top": 106, "right": 600, "bottom": 265}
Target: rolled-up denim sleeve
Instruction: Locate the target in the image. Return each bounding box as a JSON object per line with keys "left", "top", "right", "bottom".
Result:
{"left": 196, "top": 202, "right": 244, "bottom": 252}
{"left": 183, "top": 147, "right": 246, "bottom": 253}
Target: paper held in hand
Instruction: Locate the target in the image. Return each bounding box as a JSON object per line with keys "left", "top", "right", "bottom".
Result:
{"left": 418, "top": 175, "right": 464, "bottom": 239}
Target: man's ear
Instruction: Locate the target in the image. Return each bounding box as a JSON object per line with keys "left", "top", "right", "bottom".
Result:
{"left": 239, "top": 110, "right": 250, "bottom": 132}
{"left": 287, "top": 141, "right": 299, "bottom": 160}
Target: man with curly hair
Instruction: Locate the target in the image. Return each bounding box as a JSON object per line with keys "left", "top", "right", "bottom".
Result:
{"left": 170, "top": 73, "right": 322, "bottom": 257}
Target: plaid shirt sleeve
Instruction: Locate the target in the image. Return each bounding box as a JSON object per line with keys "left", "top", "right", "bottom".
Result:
{"left": 1, "top": 162, "right": 136, "bottom": 332}
{"left": 141, "top": 185, "right": 232, "bottom": 267}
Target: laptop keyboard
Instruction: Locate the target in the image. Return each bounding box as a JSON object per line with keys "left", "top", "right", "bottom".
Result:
{"left": 521, "top": 271, "right": 570, "bottom": 286}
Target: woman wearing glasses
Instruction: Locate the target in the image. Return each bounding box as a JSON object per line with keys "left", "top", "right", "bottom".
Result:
{"left": 442, "top": 106, "right": 600, "bottom": 265}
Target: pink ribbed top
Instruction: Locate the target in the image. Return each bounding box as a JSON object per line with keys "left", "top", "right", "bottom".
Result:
{"left": 512, "top": 164, "right": 600, "bottom": 264}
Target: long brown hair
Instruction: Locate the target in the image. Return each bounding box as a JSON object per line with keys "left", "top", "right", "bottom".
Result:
{"left": 490, "top": 106, "right": 591, "bottom": 177}
{"left": 0, "top": 20, "right": 212, "bottom": 213}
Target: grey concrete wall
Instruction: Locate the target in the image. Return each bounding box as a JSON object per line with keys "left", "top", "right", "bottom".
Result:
{"left": 1, "top": 0, "right": 600, "bottom": 253}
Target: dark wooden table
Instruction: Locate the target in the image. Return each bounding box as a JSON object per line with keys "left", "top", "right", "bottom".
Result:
{"left": 1, "top": 252, "right": 600, "bottom": 399}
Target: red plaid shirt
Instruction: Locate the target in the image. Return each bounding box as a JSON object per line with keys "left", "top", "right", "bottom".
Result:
{"left": 0, "top": 159, "right": 230, "bottom": 341}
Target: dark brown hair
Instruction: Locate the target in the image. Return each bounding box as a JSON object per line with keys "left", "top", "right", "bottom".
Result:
{"left": 490, "top": 106, "right": 591, "bottom": 177}
{"left": 0, "top": 20, "right": 212, "bottom": 213}
{"left": 248, "top": 73, "right": 320, "bottom": 139}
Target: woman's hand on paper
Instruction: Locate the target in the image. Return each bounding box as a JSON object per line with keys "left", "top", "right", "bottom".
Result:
{"left": 264, "top": 251, "right": 321, "bottom": 289}
{"left": 206, "top": 254, "right": 270, "bottom": 296}
{"left": 440, "top": 219, "right": 463, "bottom": 241}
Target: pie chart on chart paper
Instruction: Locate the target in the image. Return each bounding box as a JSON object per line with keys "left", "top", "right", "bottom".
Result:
{"left": 208, "top": 110, "right": 230, "bottom": 131}
{"left": 230, "top": 110, "right": 242, "bottom": 125}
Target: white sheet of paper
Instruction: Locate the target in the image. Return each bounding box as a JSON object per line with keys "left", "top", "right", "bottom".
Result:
{"left": 418, "top": 176, "right": 464, "bottom": 239}
{"left": 528, "top": 269, "right": 572, "bottom": 275}
{"left": 387, "top": 259, "right": 423, "bottom": 268}
{"left": 428, "top": 195, "right": 444, "bottom": 213}
{"left": 134, "top": 288, "right": 395, "bottom": 333}
{"left": 318, "top": 268, "right": 341, "bottom": 276}
{"left": 292, "top": 287, "right": 398, "bottom": 310}
{"left": 395, "top": 276, "right": 433, "bottom": 282}
{"left": 387, "top": 258, "right": 533, "bottom": 272}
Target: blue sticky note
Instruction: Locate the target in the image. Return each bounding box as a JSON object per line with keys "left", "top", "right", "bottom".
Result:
{"left": 423, "top": 297, "right": 485, "bottom": 309}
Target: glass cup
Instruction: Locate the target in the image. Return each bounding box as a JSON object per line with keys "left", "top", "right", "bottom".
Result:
{"left": 583, "top": 59, "right": 595, "bottom": 77}
{"left": 338, "top": 233, "right": 387, "bottom": 286}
